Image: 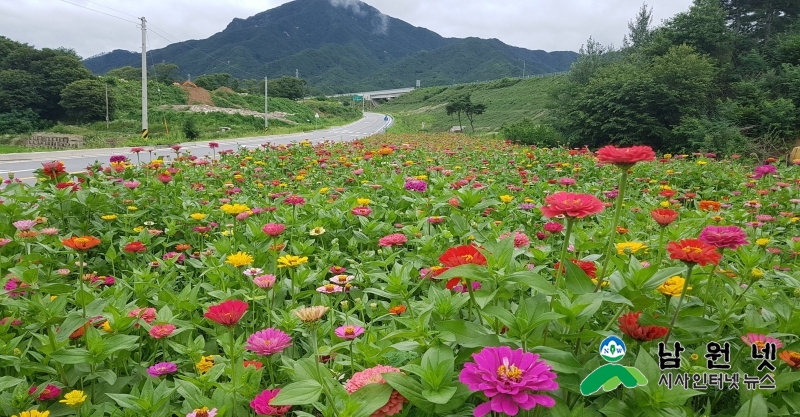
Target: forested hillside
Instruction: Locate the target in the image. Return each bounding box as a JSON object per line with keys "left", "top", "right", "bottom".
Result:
{"left": 548, "top": 0, "right": 800, "bottom": 154}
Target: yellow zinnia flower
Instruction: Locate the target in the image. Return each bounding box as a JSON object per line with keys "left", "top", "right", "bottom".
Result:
{"left": 319, "top": 187, "right": 329, "bottom": 194}
{"left": 756, "top": 238, "right": 770, "bottom": 246}
{"left": 133, "top": 226, "right": 144, "bottom": 233}
{"left": 357, "top": 198, "right": 371, "bottom": 205}
{"left": 657, "top": 276, "right": 691, "bottom": 296}
{"left": 101, "top": 214, "right": 117, "bottom": 221}
{"left": 190, "top": 213, "right": 207, "bottom": 221}
{"left": 101, "top": 321, "right": 112, "bottom": 332}
{"left": 616, "top": 242, "right": 648, "bottom": 255}
{"left": 196, "top": 355, "right": 214, "bottom": 373}
{"left": 225, "top": 251, "right": 254, "bottom": 268}
{"left": 12, "top": 410, "right": 50, "bottom": 417}
{"left": 751, "top": 268, "right": 764, "bottom": 280}
{"left": 220, "top": 203, "right": 250, "bottom": 215}
{"left": 499, "top": 195, "right": 514, "bottom": 203}
{"left": 60, "top": 390, "right": 87, "bottom": 408}
{"left": 127, "top": 206, "right": 138, "bottom": 211}
{"left": 278, "top": 255, "right": 309, "bottom": 268}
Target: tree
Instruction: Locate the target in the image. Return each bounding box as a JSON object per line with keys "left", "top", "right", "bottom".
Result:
{"left": 195, "top": 73, "right": 231, "bottom": 91}
{"left": 445, "top": 95, "right": 468, "bottom": 132}
{"left": 107, "top": 66, "right": 142, "bottom": 80}
{"left": 628, "top": 4, "right": 654, "bottom": 48}
{"left": 464, "top": 102, "right": 486, "bottom": 133}
{"left": 268, "top": 76, "right": 307, "bottom": 100}
{"left": 153, "top": 63, "right": 179, "bottom": 84}
{"left": 183, "top": 117, "right": 200, "bottom": 140}
{"left": 59, "top": 79, "right": 110, "bottom": 123}
{"left": 0, "top": 69, "right": 44, "bottom": 113}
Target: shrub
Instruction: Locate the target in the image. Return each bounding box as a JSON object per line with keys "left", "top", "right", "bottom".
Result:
{"left": 183, "top": 117, "right": 200, "bottom": 140}
{"left": 500, "top": 118, "right": 563, "bottom": 147}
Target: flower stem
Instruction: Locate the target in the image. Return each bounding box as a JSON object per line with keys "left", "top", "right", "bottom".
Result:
{"left": 553, "top": 217, "right": 575, "bottom": 291}
{"left": 595, "top": 169, "right": 629, "bottom": 291}
{"left": 229, "top": 328, "right": 237, "bottom": 417}
{"left": 465, "top": 278, "right": 483, "bottom": 325}
{"left": 656, "top": 226, "right": 667, "bottom": 267}
{"left": 664, "top": 263, "right": 694, "bottom": 345}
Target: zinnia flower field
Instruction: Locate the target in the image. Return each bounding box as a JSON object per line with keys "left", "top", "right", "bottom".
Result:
{"left": 1, "top": 133, "right": 799, "bottom": 417}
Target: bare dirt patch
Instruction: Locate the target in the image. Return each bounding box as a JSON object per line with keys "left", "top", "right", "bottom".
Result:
{"left": 158, "top": 104, "right": 297, "bottom": 125}
{"left": 181, "top": 85, "right": 214, "bottom": 106}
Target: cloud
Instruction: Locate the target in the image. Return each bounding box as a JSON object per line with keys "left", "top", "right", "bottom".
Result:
{"left": 329, "top": 0, "right": 366, "bottom": 17}
{"left": 372, "top": 13, "right": 389, "bottom": 35}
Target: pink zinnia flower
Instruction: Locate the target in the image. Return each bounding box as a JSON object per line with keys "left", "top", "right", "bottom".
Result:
{"left": 253, "top": 274, "right": 276, "bottom": 289}
{"left": 149, "top": 324, "right": 176, "bottom": 339}
{"left": 128, "top": 307, "right": 157, "bottom": 327}
{"left": 543, "top": 222, "right": 563, "bottom": 233}
{"left": 12, "top": 220, "right": 36, "bottom": 231}
{"left": 499, "top": 231, "right": 530, "bottom": 248}
{"left": 741, "top": 333, "right": 783, "bottom": 350}
{"left": 335, "top": 325, "right": 365, "bottom": 340}
{"left": 351, "top": 206, "right": 372, "bottom": 216}
{"left": 209, "top": 142, "right": 220, "bottom": 149}
{"left": 459, "top": 346, "right": 558, "bottom": 417}
{"left": 262, "top": 223, "right": 286, "bottom": 236}
{"left": 246, "top": 328, "right": 292, "bottom": 356}
{"left": 378, "top": 233, "right": 407, "bottom": 247}
{"left": 187, "top": 407, "right": 218, "bottom": 417}
{"left": 540, "top": 192, "right": 604, "bottom": 219}
{"left": 284, "top": 195, "right": 305, "bottom": 205}
{"left": 251, "top": 388, "right": 291, "bottom": 416}
{"left": 345, "top": 365, "right": 407, "bottom": 417}
{"left": 0, "top": 238, "right": 11, "bottom": 247}
{"left": 29, "top": 384, "right": 61, "bottom": 400}
{"left": 123, "top": 180, "right": 140, "bottom": 189}
{"left": 698, "top": 226, "right": 749, "bottom": 250}
{"left": 243, "top": 268, "right": 264, "bottom": 277}
{"left": 330, "top": 265, "right": 347, "bottom": 274}
{"left": 317, "top": 283, "right": 344, "bottom": 294}
{"left": 40, "top": 227, "right": 59, "bottom": 236}
{"left": 330, "top": 274, "right": 354, "bottom": 284}
{"left": 147, "top": 361, "right": 178, "bottom": 377}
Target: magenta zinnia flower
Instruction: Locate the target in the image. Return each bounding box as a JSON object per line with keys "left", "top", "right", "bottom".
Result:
{"left": 245, "top": 328, "right": 292, "bottom": 356}
{"left": 459, "top": 346, "right": 558, "bottom": 417}
{"left": 251, "top": 388, "right": 290, "bottom": 416}
{"left": 262, "top": 223, "right": 286, "bottom": 236}
{"left": 698, "top": 225, "right": 749, "bottom": 250}
{"left": 335, "top": 325, "right": 365, "bottom": 340}
{"left": 741, "top": 333, "right": 783, "bottom": 350}
{"left": 147, "top": 361, "right": 178, "bottom": 377}
{"left": 345, "top": 365, "right": 407, "bottom": 417}
{"left": 149, "top": 324, "right": 176, "bottom": 339}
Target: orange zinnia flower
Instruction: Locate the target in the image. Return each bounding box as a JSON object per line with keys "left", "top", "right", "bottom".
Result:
{"left": 62, "top": 236, "right": 101, "bottom": 251}
{"left": 666, "top": 239, "right": 722, "bottom": 266}
{"left": 698, "top": 200, "right": 721, "bottom": 211}
{"left": 389, "top": 305, "right": 407, "bottom": 315}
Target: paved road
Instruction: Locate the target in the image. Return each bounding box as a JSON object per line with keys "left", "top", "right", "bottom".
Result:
{"left": 0, "top": 112, "right": 392, "bottom": 182}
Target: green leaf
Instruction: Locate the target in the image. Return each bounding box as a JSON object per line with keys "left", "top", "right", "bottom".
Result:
{"left": 735, "top": 394, "right": 768, "bottom": 417}
{"left": 564, "top": 260, "right": 596, "bottom": 294}
{"left": 420, "top": 344, "right": 454, "bottom": 390}
{"left": 435, "top": 320, "right": 499, "bottom": 348}
{"left": 674, "top": 316, "right": 718, "bottom": 334}
{"left": 599, "top": 398, "right": 634, "bottom": 417}
{"left": 269, "top": 380, "right": 322, "bottom": 405}
{"left": 0, "top": 376, "right": 24, "bottom": 391}
{"left": 435, "top": 264, "right": 490, "bottom": 283}
{"left": 50, "top": 348, "right": 91, "bottom": 364}
{"left": 421, "top": 386, "right": 457, "bottom": 404}
{"left": 382, "top": 372, "right": 433, "bottom": 413}
{"left": 351, "top": 383, "right": 393, "bottom": 417}
{"left": 503, "top": 271, "right": 557, "bottom": 295}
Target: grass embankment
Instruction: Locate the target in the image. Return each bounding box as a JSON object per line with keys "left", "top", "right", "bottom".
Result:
{"left": 378, "top": 76, "right": 561, "bottom": 134}
{"left": 0, "top": 81, "right": 361, "bottom": 153}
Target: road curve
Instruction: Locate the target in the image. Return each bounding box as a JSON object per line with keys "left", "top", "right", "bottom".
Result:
{"left": 0, "top": 112, "right": 392, "bottom": 182}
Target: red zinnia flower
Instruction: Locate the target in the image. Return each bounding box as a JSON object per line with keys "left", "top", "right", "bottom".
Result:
{"left": 554, "top": 258, "right": 597, "bottom": 278}
{"left": 158, "top": 173, "right": 173, "bottom": 184}
{"left": 540, "top": 192, "right": 604, "bottom": 219}
{"left": 62, "top": 236, "right": 101, "bottom": 251}
{"left": 204, "top": 299, "right": 248, "bottom": 327}
{"left": 618, "top": 312, "right": 668, "bottom": 341}
{"left": 650, "top": 208, "right": 678, "bottom": 227}
{"left": 42, "top": 161, "right": 67, "bottom": 179}
{"left": 388, "top": 305, "right": 406, "bottom": 315}
{"left": 596, "top": 145, "right": 655, "bottom": 167}
{"left": 666, "top": 239, "right": 722, "bottom": 266}
{"left": 439, "top": 245, "right": 487, "bottom": 267}
{"left": 123, "top": 241, "right": 146, "bottom": 253}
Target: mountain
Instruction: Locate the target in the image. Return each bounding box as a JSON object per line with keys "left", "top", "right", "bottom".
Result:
{"left": 83, "top": 0, "right": 577, "bottom": 93}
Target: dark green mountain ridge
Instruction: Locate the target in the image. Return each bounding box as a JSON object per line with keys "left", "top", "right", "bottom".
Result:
{"left": 83, "top": 0, "right": 577, "bottom": 93}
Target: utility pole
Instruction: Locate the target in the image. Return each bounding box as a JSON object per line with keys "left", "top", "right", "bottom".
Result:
{"left": 264, "top": 77, "right": 269, "bottom": 132}
{"left": 105, "top": 82, "right": 109, "bottom": 129}
{"left": 141, "top": 17, "right": 148, "bottom": 139}
{"left": 295, "top": 69, "right": 299, "bottom": 78}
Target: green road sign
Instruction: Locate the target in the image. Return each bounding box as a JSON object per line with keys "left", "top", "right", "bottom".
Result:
{"left": 353, "top": 95, "right": 363, "bottom": 102}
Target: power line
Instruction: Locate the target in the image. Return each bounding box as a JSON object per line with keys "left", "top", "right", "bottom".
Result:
{"left": 82, "top": 0, "right": 140, "bottom": 19}
{"left": 58, "top": 0, "right": 139, "bottom": 25}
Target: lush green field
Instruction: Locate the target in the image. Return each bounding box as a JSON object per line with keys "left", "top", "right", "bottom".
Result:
{"left": 378, "top": 77, "right": 561, "bottom": 134}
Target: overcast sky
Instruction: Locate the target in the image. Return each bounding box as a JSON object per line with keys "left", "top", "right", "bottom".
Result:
{"left": 2, "top": 0, "right": 695, "bottom": 59}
